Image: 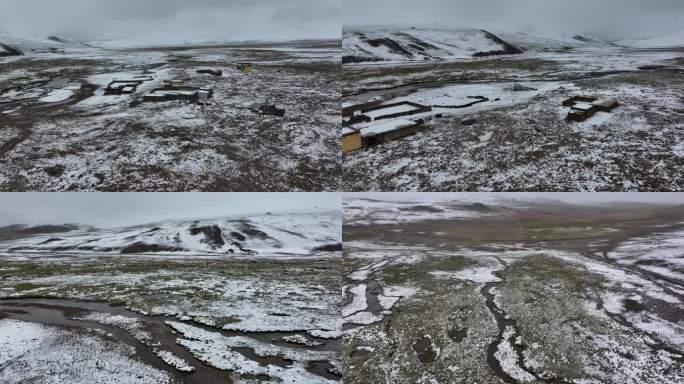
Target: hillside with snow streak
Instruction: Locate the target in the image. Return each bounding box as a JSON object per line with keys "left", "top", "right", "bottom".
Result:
{"left": 342, "top": 26, "right": 626, "bottom": 64}
{"left": 618, "top": 31, "right": 684, "bottom": 48}
{"left": 343, "top": 26, "right": 523, "bottom": 63}
{"left": 0, "top": 33, "right": 91, "bottom": 56}
{"left": 0, "top": 210, "right": 341, "bottom": 256}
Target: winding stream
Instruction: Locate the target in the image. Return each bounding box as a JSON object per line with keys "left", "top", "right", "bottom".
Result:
{"left": 481, "top": 259, "right": 569, "bottom": 384}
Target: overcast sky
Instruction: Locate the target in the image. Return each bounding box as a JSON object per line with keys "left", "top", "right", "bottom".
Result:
{"left": 344, "top": 0, "right": 684, "bottom": 40}
{"left": 347, "top": 193, "right": 684, "bottom": 206}
{"left": 0, "top": 193, "right": 341, "bottom": 228}
{"left": 0, "top": 0, "right": 340, "bottom": 44}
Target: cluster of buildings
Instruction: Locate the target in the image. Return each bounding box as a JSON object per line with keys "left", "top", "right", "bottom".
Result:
{"left": 99, "top": 63, "right": 258, "bottom": 106}
{"left": 341, "top": 88, "right": 622, "bottom": 155}
{"left": 103, "top": 75, "right": 213, "bottom": 104}
{"left": 342, "top": 98, "right": 432, "bottom": 153}
{"left": 93, "top": 63, "right": 294, "bottom": 118}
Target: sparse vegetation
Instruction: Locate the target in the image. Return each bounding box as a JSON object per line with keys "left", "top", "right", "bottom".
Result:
{"left": 342, "top": 197, "right": 684, "bottom": 383}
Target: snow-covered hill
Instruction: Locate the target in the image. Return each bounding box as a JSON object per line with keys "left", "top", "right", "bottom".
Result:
{"left": 0, "top": 33, "right": 89, "bottom": 56}
{"left": 0, "top": 211, "right": 341, "bottom": 256}
{"left": 343, "top": 196, "right": 517, "bottom": 225}
{"left": 342, "top": 196, "right": 674, "bottom": 226}
{"left": 496, "top": 31, "right": 615, "bottom": 51}
{"left": 343, "top": 26, "right": 523, "bottom": 63}
{"left": 342, "top": 26, "right": 622, "bottom": 64}
{"left": 618, "top": 31, "right": 684, "bottom": 48}
{"left": 0, "top": 41, "right": 22, "bottom": 56}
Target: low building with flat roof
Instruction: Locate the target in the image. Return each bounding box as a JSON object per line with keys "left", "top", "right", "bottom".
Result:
{"left": 360, "top": 119, "right": 423, "bottom": 146}
{"left": 342, "top": 128, "right": 362, "bottom": 153}
{"left": 143, "top": 85, "right": 213, "bottom": 104}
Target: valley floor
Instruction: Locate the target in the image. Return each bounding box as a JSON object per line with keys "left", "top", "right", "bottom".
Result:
{"left": 0, "top": 254, "right": 342, "bottom": 384}
{"left": 0, "top": 41, "right": 341, "bottom": 191}
{"left": 342, "top": 199, "right": 684, "bottom": 383}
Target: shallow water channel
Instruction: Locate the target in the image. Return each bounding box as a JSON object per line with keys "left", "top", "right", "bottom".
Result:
{"left": 0, "top": 298, "right": 340, "bottom": 383}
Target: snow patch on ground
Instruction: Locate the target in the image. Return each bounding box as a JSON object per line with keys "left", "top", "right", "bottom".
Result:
{"left": 378, "top": 295, "right": 400, "bottom": 310}
{"left": 156, "top": 350, "right": 195, "bottom": 373}
{"left": 430, "top": 259, "right": 502, "bottom": 284}
{"left": 495, "top": 326, "right": 536, "bottom": 383}
{"left": 344, "top": 311, "right": 384, "bottom": 326}
{"left": 608, "top": 229, "right": 684, "bottom": 282}
{"left": 72, "top": 311, "right": 153, "bottom": 345}
{"left": 282, "top": 334, "right": 323, "bottom": 347}
{"left": 577, "top": 322, "right": 684, "bottom": 384}
{"left": 39, "top": 89, "right": 73, "bottom": 102}
{"left": 0, "top": 318, "right": 51, "bottom": 363}
{"left": 553, "top": 251, "right": 682, "bottom": 305}
{"left": 0, "top": 319, "right": 172, "bottom": 384}
{"left": 307, "top": 329, "right": 342, "bottom": 339}
{"left": 343, "top": 284, "right": 368, "bottom": 317}
{"left": 166, "top": 321, "right": 337, "bottom": 383}
{"left": 378, "top": 285, "right": 418, "bottom": 310}
{"left": 348, "top": 268, "right": 371, "bottom": 281}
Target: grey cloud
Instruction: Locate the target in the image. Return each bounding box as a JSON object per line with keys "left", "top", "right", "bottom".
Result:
{"left": 0, "top": 0, "right": 341, "bottom": 43}
{"left": 344, "top": 0, "right": 684, "bottom": 40}
{"left": 0, "top": 193, "right": 341, "bottom": 228}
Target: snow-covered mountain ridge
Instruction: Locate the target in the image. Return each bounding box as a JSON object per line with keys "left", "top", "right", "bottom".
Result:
{"left": 0, "top": 33, "right": 92, "bottom": 56}
{"left": 0, "top": 211, "right": 341, "bottom": 256}
{"left": 343, "top": 25, "right": 684, "bottom": 64}
{"left": 343, "top": 26, "right": 524, "bottom": 63}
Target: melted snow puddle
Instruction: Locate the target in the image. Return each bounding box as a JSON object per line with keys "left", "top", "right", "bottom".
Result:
{"left": 0, "top": 298, "right": 340, "bottom": 383}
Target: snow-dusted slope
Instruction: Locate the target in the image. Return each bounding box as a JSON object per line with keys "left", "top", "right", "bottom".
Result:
{"left": 342, "top": 26, "right": 623, "bottom": 64}
{"left": 496, "top": 31, "right": 615, "bottom": 51}
{"left": 0, "top": 211, "right": 341, "bottom": 256}
{"left": 0, "top": 41, "right": 22, "bottom": 56}
{"left": 343, "top": 26, "right": 523, "bottom": 63}
{"left": 0, "top": 33, "right": 88, "bottom": 56}
{"left": 618, "top": 31, "right": 684, "bottom": 48}
{"left": 342, "top": 195, "right": 653, "bottom": 226}
{"left": 343, "top": 196, "right": 516, "bottom": 225}
{"left": 608, "top": 228, "right": 684, "bottom": 281}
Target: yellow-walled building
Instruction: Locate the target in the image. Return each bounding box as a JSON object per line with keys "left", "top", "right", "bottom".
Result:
{"left": 342, "top": 128, "right": 362, "bottom": 154}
